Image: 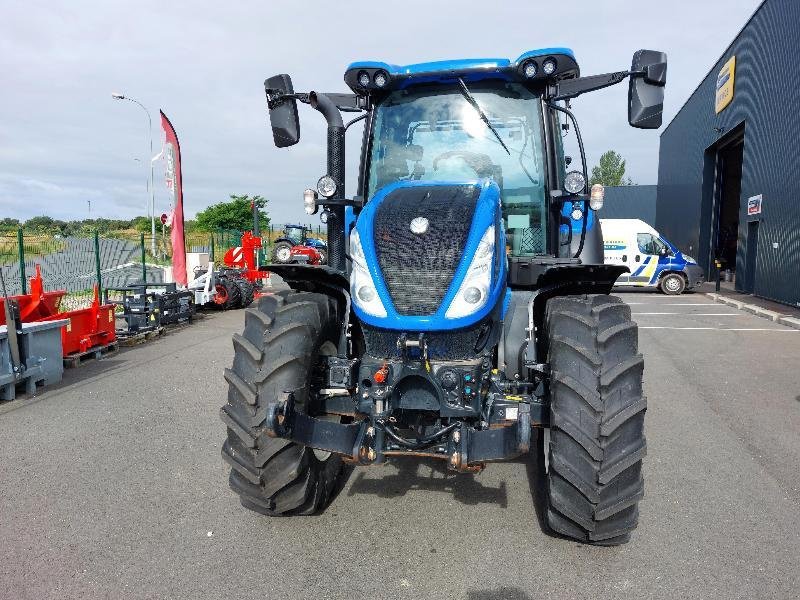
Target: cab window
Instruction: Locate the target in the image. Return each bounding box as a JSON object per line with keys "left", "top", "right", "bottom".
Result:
{"left": 637, "top": 233, "right": 669, "bottom": 255}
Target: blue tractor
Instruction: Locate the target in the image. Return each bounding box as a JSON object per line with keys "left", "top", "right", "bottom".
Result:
{"left": 271, "top": 223, "right": 328, "bottom": 264}
{"left": 221, "top": 48, "right": 667, "bottom": 544}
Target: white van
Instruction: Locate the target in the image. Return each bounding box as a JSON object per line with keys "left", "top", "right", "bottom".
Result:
{"left": 600, "top": 218, "right": 705, "bottom": 294}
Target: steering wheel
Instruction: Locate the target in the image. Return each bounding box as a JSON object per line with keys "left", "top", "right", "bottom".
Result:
{"left": 431, "top": 150, "right": 496, "bottom": 178}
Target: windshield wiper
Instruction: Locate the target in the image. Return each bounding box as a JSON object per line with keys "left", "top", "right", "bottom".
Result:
{"left": 457, "top": 78, "right": 510, "bottom": 155}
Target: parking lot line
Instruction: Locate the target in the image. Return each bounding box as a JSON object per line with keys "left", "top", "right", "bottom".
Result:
{"left": 639, "top": 326, "right": 798, "bottom": 331}
{"left": 632, "top": 312, "right": 742, "bottom": 316}
{"left": 625, "top": 302, "right": 717, "bottom": 306}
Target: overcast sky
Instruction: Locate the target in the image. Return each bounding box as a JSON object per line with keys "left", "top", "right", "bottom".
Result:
{"left": 0, "top": 0, "right": 762, "bottom": 225}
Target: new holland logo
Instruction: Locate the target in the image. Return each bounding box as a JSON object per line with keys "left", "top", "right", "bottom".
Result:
{"left": 410, "top": 217, "right": 429, "bottom": 234}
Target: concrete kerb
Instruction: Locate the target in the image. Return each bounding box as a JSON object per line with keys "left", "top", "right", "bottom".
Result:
{"left": 705, "top": 293, "right": 800, "bottom": 329}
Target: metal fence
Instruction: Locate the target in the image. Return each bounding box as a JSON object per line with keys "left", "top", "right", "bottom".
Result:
{"left": 0, "top": 230, "right": 163, "bottom": 310}
{"left": 0, "top": 225, "right": 329, "bottom": 309}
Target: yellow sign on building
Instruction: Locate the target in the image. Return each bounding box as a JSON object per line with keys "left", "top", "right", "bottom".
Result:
{"left": 715, "top": 55, "right": 736, "bottom": 114}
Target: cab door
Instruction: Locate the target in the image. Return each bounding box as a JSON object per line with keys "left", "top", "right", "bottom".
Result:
{"left": 629, "top": 232, "right": 664, "bottom": 286}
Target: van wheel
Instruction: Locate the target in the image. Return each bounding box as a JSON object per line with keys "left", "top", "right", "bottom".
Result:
{"left": 660, "top": 273, "right": 686, "bottom": 295}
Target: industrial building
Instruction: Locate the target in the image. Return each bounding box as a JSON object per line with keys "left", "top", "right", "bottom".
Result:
{"left": 656, "top": 0, "right": 800, "bottom": 307}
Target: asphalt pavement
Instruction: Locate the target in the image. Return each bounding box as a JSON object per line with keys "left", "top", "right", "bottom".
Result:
{"left": 1, "top": 290, "right": 799, "bottom": 600}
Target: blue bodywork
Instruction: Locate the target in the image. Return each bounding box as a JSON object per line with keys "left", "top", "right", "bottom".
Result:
{"left": 348, "top": 48, "right": 575, "bottom": 77}
{"left": 629, "top": 238, "right": 700, "bottom": 285}
{"left": 304, "top": 237, "right": 327, "bottom": 250}
{"left": 347, "top": 48, "right": 575, "bottom": 75}
{"left": 561, "top": 200, "right": 596, "bottom": 234}
{"left": 351, "top": 179, "right": 506, "bottom": 331}
{"left": 345, "top": 48, "right": 579, "bottom": 92}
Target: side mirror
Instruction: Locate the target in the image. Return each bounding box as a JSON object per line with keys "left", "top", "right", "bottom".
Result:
{"left": 264, "top": 74, "right": 300, "bottom": 147}
{"left": 628, "top": 50, "right": 667, "bottom": 129}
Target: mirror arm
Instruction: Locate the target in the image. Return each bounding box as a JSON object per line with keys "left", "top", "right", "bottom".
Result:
{"left": 265, "top": 89, "right": 311, "bottom": 109}
{"left": 549, "top": 70, "right": 631, "bottom": 101}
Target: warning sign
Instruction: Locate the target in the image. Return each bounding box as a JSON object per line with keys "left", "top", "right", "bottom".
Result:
{"left": 747, "top": 194, "right": 762, "bottom": 216}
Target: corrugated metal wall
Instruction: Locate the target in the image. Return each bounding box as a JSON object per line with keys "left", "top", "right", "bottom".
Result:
{"left": 602, "top": 185, "right": 657, "bottom": 224}
{"left": 657, "top": 0, "right": 800, "bottom": 307}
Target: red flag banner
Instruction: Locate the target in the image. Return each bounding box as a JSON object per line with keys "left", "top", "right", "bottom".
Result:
{"left": 160, "top": 111, "right": 187, "bottom": 286}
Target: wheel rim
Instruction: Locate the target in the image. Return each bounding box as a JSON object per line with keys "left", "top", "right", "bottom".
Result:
{"left": 276, "top": 247, "right": 291, "bottom": 262}
{"left": 214, "top": 284, "right": 228, "bottom": 304}
{"left": 665, "top": 276, "right": 681, "bottom": 292}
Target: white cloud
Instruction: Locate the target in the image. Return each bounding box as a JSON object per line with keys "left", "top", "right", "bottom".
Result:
{"left": 0, "top": 0, "right": 762, "bottom": 224}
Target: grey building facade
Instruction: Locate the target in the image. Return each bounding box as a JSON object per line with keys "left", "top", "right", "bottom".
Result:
{"left": 603, "top": 185, "right": 657, "bottom": 223}
{"left": 656, "top": 0, "right": 800, "bottom": 307}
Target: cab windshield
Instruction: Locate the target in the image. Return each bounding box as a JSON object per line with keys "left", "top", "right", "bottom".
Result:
{"left": 367, "top": 82, "right": 548, "bottom": 256}
{"left": 284, "top": 226, "right": 306, "bottom": 244}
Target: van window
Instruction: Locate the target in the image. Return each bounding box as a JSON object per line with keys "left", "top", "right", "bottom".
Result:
{"left": 637, "top": 233, "right": 668, "bottom": 255}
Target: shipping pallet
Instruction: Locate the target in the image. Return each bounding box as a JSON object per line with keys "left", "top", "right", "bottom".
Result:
{"left": 63, "top": 342, "right": 119, "bottom": 369}
{"left": 117, "top": 326, "right": 166, "bottom": 347}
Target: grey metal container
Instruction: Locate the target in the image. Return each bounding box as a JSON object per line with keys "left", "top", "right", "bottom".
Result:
{"left": 0, "top": 320, "right": 67, "bottom": 401}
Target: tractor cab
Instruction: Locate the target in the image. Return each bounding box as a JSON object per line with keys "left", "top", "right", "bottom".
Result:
{"left": 353, "top": 52, "right": 578, "bottom": 261}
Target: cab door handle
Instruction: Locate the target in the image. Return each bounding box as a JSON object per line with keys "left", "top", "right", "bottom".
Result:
{"left": 635, "top": 255, "right": 641, "bottom": 262}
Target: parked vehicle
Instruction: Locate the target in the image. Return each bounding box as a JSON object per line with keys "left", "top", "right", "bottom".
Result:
{"left": 271, "top": 224, "right": 328, "bottom": 264}
{"left": 221, "top": 47, "right": 668, "bottom": 544}
{"left": 601, "top": 218, "right": 705, "bottom": 295}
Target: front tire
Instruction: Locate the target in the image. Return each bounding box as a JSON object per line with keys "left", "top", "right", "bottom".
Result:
{"left": 660, "top": 273, "right": 686, "bottom": 295}
{"left": 543, "top": 294, "right": 646, "bottom": 545}
{"left": 220, "top": 290, "right": 345, "bottom": 515}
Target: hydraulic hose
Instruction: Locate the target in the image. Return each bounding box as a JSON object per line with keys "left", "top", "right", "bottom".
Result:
{"left": 382, "top": 422, "right": 460, "bottom": 450}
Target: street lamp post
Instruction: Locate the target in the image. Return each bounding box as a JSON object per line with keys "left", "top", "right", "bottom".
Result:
{"left": 112, "top": 93, "right": 157, "bottom": 256}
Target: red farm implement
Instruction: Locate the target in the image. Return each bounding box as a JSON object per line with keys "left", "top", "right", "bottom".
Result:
{"left": 0, "top": 266, "right": 66, "bottom": 326}
{"left": 4, "top": 265, "right": 117, "bottom": 362}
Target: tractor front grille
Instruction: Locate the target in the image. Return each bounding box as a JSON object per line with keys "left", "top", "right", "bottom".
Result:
{"left": 373, "top": 184, "right": 479, "bottom": 315}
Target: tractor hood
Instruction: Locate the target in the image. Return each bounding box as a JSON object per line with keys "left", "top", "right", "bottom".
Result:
{"left": 349, "top": 179, "right": 506, "bottom": 330}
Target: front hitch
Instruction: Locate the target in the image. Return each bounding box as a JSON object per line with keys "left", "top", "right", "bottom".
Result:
{"left": 265, "top": 391, "right": 533, "bottom": 470}
{"left": 266, "top": 391, "right": 370, "bottom": 462}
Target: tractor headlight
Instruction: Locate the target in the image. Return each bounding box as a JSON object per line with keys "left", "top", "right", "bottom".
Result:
{"left": 349, "top": 230, "right": 387, "bottom": 318}
{"left": 303, "top": 188, "right": 318, "bottom": 215}
{"left": 542, "top": 58, "right": 557, "bottom": 75}
{"left": 564, "top": 170, "right": 586, "bottom": 195}
{"left": 590, "top": 183, "right": 605, "bottom": 210}
{"left": 317, "top": 175, "right": 337, "bottom": 198}
{"left": 373, "top": 70, "right": 388, "bottom": 88}
{"left": 445, "top": 225, "right": 494, "bottom": 319}
{"left": 522, "top": 60, "right": 537, "bottom": 78}
{"left": 357, "top": 70, "right": 370, "bottom": 88}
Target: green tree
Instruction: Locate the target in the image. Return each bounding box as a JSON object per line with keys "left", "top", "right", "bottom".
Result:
{"left": 131, "top": 216, "right": 152, "bottom": 233}
{"left": 590, "top": 150, "right": 633, "bottom": 186}
{"left": 24, "top": 216, "right": 60, "bottom": 233}
{"left": 195, "top": 194, "right": 270, "bottom": 232}
{"left": 0, "top": 218, "right": 21, "bottom": 232}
